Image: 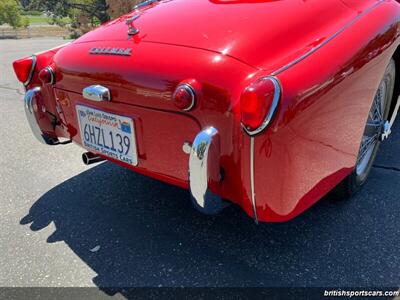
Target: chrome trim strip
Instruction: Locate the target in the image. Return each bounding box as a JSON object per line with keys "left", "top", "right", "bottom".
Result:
{"left": 24, "top": 55, "right": 37, "bottom": 87}
{"left": 24, "top": 87, "right": 59, "bottom": 145}
{"left": 271, "top": 0, "right": 385, "bottom": 76}
{"left": 250, "top": 136, "right": 258, "bottom": 223}
{"left": 174, "top": 83, "right": 196, "bottom": 111}
{"left": 82, "top": 85, "right": 111, "bottom": 102}
{"left": 189, "top": 127, "right": 223, "bottom": 215}
{"left": 242, "top": 76, "right": 281, "bottom": 136}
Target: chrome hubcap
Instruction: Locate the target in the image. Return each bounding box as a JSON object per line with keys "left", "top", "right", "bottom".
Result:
{"left": 356, "top": 82, "right": 388, "bottom": 176}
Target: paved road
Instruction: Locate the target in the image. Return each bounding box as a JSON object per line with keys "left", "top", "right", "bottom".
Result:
{"left": 0, "top": 39, "right": 399, "bottom": 295}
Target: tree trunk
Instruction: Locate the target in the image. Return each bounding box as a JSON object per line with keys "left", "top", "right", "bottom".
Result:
{"left": 106, "top": 0, "right": 143, "bottom": 19}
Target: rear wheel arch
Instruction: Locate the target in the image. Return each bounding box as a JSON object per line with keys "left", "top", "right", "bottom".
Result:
{"left": 333, "top": 56, "right": 396, "bottom": 199}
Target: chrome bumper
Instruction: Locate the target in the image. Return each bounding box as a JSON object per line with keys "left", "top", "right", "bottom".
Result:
{"left": 24, "top": 87, "right": 59, "bottom": 145}
{"left": 189, "top": 127, "right": 224, "bottom": 215}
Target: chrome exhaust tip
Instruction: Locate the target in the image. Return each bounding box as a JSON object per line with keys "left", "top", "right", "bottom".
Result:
{"left": 82, "top": 152, "right": 105, "bottom": 165}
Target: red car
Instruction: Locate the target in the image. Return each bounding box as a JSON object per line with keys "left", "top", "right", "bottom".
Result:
{"left": 13, "top": 0, "right": 400, "bottom": 222}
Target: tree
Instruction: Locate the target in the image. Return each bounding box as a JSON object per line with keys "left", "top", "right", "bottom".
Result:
{"left": 0, "top": 0, "right": 27, "bottom": 28}
{"left": 30, "top": 0, "right": 110, "bottom": 24}
{"left": 107, "top": 0, "right": 140, "bottom": 19}
{"left": 19, "top": 0, "right": 29, "bottom": 9}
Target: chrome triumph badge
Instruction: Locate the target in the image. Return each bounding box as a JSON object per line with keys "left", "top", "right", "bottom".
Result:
{"left": 89, "top": 47, "right": 132, "bottom": 56}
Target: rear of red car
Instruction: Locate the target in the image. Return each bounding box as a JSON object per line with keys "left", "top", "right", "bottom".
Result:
{"left": 13, "top": 0, "right": 350, "bottom": 223}
{"left": 14, "top": 0, "right": 399, "bottom": 222}
{"left": 13, "top": 34, "right": 263, "bottom": 219}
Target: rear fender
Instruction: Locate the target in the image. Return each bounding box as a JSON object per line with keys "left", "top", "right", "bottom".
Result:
{"left": 250, "top": 0, "right": 400, "bottom": 222}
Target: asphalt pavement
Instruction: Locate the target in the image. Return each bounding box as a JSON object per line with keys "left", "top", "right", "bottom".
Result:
{"left": 0, "top": 39, "right": 399, "bottom": 297}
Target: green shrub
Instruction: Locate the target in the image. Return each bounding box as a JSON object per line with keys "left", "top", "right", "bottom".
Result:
{"left": 0, "top": 0, "right": 22, "bottom": 28}
{"left": 21, "top": 16, "right": 30, "bottom": 28}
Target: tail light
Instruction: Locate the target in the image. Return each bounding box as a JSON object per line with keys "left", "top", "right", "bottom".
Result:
{"left": 173, "top": 84, "right": 196, "bottom": 111}
{"left": 12, "top": 55, "right": 36, "bottom": 86}
{"left": 38, "top": 67, "right": 55, "bottom": 85}
{"left": 241, "top": 76, "right": 281, "bottom": 136}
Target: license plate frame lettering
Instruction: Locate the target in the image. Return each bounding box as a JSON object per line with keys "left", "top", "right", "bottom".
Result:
{"left": 76, "top": 105, "right": 138, "bottom": 166}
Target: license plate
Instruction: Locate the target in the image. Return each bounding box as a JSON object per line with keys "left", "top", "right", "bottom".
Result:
{"left": 76, "top": 105, "right": 138, "bottom": 166}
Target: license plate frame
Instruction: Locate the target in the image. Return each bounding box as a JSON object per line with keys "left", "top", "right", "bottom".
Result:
{"left": 76, "top": 105, "right": 138, "bottom": 166}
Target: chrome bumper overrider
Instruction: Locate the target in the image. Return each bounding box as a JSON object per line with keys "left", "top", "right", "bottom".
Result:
{"left": 189, "top": 127, "right": 224, "bottom": 215}
{"left": 24, "top": 87, "right": 59, "bottom": 145}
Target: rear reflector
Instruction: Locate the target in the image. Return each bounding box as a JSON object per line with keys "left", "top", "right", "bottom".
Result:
{"left": 12, "top": 55, "right": 36, "bottom": 86}
{"left": 241, "top": 77, "right": 281, "bottom": 136}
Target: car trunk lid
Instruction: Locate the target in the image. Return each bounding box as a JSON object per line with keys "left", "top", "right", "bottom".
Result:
{"left": 75, "top": 0, "right": 359, "bottom": 70}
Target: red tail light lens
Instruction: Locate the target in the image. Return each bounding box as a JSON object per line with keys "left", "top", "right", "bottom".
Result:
{"left": 241, "top": 77, "right": 281, "bottom": 136}
{"left": 12, "top": 56, "right": 36, "bottom": 85}
{"left": 38, "top": 67, "right": 55, "bottom": 84}
{"left": 173, "top": 84, "right": 196, "bottom": 111}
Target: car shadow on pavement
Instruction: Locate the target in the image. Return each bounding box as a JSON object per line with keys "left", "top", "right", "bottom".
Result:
{"left": 20, "top": 149, "right": 399, "bottom": 294}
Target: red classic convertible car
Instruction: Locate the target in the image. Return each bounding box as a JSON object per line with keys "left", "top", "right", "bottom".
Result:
{"left": 13, "top": 0, "right": 400, "bottom": 222}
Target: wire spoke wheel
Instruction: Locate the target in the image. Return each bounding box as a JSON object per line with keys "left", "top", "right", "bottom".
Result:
{"left": 356, "top": 81, "right": 387, "bottom": 177}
